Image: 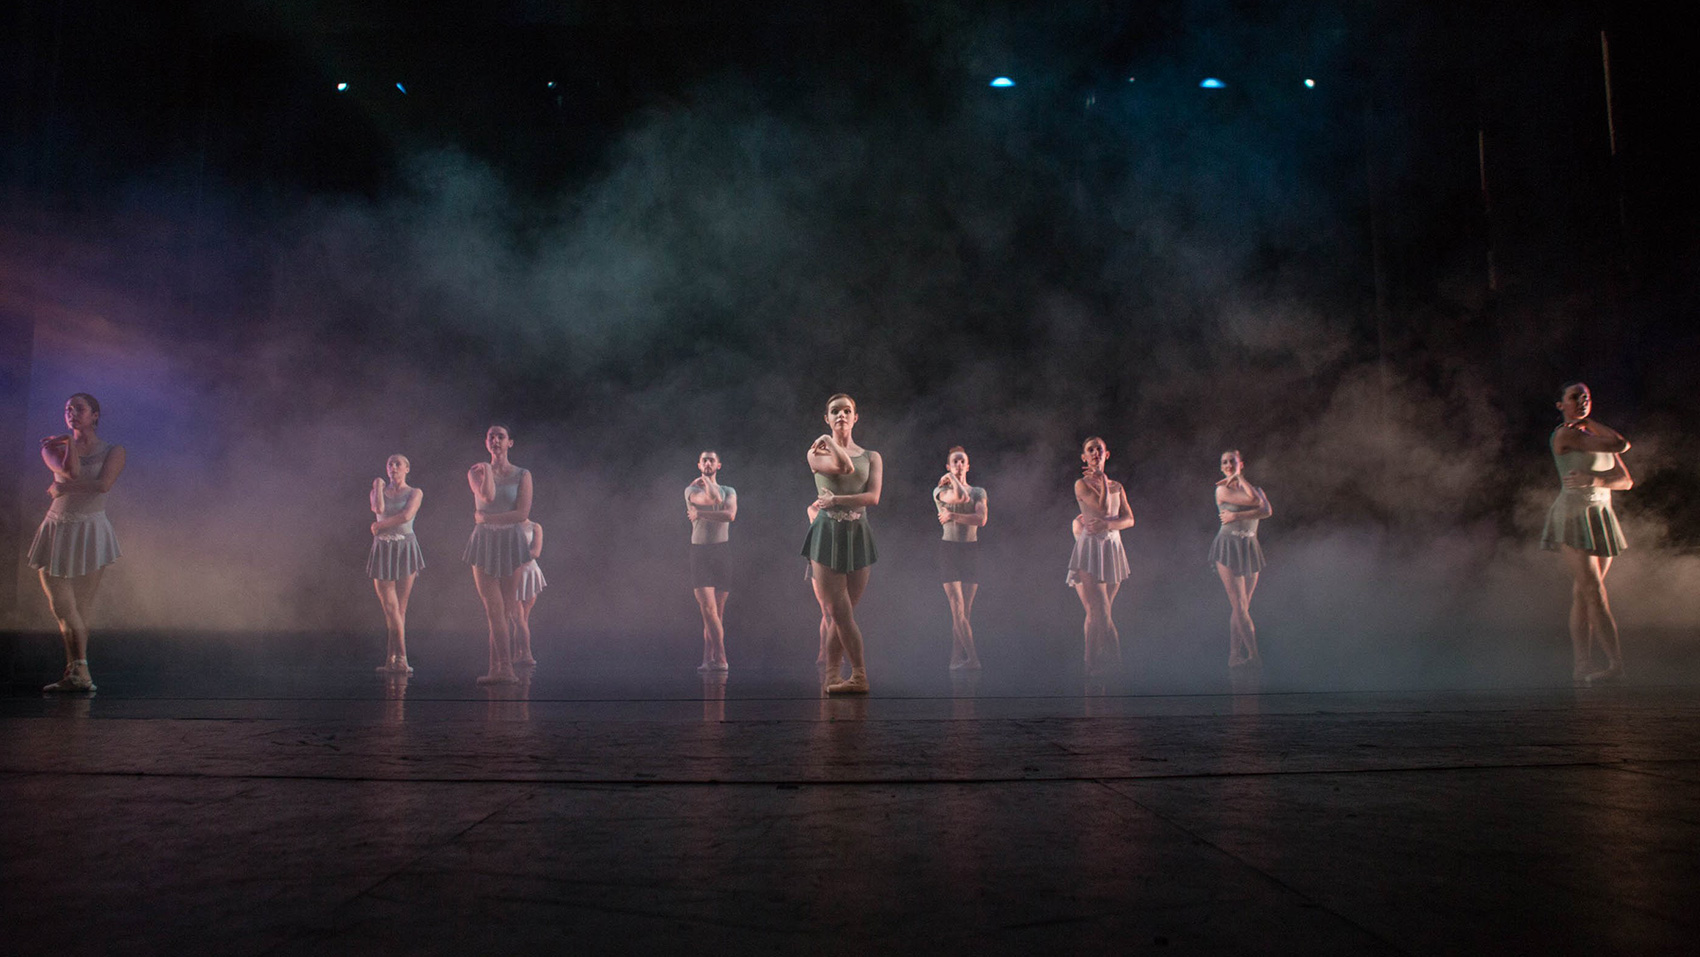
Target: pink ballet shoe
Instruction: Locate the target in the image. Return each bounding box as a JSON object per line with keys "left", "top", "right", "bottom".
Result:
{"left": 1584, "top": 663, "right": 1624, "bottom": 686}
{"left": 43, "top": 660, "right": 96, "bottom": 693}
{"left": 826, "top": 671, "right": 869, "bottom": 695}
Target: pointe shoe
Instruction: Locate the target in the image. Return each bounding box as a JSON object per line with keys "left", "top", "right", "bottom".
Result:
{"left": 825, "top": 671, "right": 869, "bottom": 695}
{"left": 43, "top": 661, "right": 96, "bottom": 693}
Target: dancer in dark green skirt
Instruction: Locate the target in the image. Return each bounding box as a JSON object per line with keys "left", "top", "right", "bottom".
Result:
{"left": 1542, "top": 382, "right": 1632, "bottom": 685}
{"left": 803, "top": 393, "right": 882, "bottom": 694}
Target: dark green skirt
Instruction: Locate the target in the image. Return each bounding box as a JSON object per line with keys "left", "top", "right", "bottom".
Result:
{"left": 801, "top": 513, "right": 877, "bottom": 574}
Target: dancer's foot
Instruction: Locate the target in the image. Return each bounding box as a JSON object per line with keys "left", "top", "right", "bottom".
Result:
{"left": 826, "top": 671, "right": 869, "bottom": 695}
{"left": 477, "top": 670, "right": 520, "bottom": 686}
{"left": 1584, "top": 662, "right": 1624, "bottom": 686}
{"left": 516, "top": 655, "right": 537, "bottom": 668}
{"left": 43, "top": 660, "right": 95, "bottom": 693}
{"left": 950, "top": 658, "right": 981, "bottom": 671}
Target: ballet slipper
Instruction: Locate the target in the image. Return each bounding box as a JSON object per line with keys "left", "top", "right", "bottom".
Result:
{"left": 43, "top": 660, "right": 95, "bottom": 693}
{"left": 826, "top": 670, "right": 869, "bottom": 695}
{"left": 1584, "top": 663, "right": 1624, "bottom": 686}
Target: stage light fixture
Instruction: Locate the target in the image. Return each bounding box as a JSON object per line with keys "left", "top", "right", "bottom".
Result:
{"left": 336, "top": 82, "right": 348, "bottom": 92}
{"left": 396, "top": 82, "right": 407, "bottom": 94}
{"left": 1199, "top": 78, "right": 1225, "bottom": 89}
{"left": 1304, "top": 78, "right": 1316, "bottom": 88}
{"left": 989, "top": 77, "right": 1015, "bottom": 88}
{"left": 547, "top": 81, "right": 557, "bottom": 89}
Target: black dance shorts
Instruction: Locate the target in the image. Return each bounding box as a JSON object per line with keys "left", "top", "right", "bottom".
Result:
{"left": 937, "top": 540, "right": 980, "bottom": 584}
{"left": 690, "top": 541, "right": 735, "bottom": 590}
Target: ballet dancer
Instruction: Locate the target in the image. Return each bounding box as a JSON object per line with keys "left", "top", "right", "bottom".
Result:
{"left": 30, "top": 393, "right": 125, "bottom": 692}
{"left": 1542, "top": 382, "right": 1632, "bottom": 685}
{"left": 803, "top": 394, "right": 881, "bottom": 694}
{"left": 934, "top": 446, "right": 988, "bottom": 670}
{"left": 1069, "top": 436, "right": 1133, "bottom": 677}
{"left": 686, "top": 450, "right": 736, "bottom": 672}
{"left": 368, "top": 454, "right": 424, "bottom": 674}
{"left": 509, "top": 520, "right": 545, "bottom": 667}
{"left": 1210, "top": 450, "right": 1271, "bottom": 669}
{"left": 463, "top": 423, "right": 532, "bottom": 685}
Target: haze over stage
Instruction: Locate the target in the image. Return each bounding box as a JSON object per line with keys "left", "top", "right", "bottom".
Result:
{"left": 5, "top": 639, "right": 1700, "bottom": 954}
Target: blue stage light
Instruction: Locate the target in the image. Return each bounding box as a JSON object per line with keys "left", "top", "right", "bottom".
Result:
{"left": 395, "top": 82, "right": 407, "bottom": 94}
{"left": 1199, "top": 78, "right": 1225, "bottom": 89}
{"left": 336, "top": 82, "right": 348, "bottom": 92}
{"left": 989, "top": 77, "right": 1015, "bottom": 88}
{"left": 1304, "top": 78, "right": 1316, "bottom": 88}
{"left": 546, "top": 81, "right": 557, "bottom": 89}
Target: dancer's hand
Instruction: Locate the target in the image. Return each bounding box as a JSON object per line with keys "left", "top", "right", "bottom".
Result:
{"left": 1219, "top": 509, "right": 1238, "bottom": 525}
{"left": 686, "top": 504, "right": 700, "bottom": 522}
{"left": 468, "top": 462, "right": 490, "bottom": 480}
{"left": 1562, "top": 469, "right": 1598, "bottom": 489}
{"left": 814, "top": 490, "right": 836, "bottom": 511}
{"left": 938, "top": 509, "right": 952, "bottom": 525}
{"left": 47, "top": 482, "right": 66, "bottom": 498}
{"left": 370, "top": 521, "right": 384, "bottom": 534}
{"left": 811, "top": 435, "right": 836, "bottom": 456}
{"left": 40, "top": 434, "right": 69, "bottom": 451}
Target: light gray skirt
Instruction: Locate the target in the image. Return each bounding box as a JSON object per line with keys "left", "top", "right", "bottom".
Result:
{"left": 516, "top": 559, "right": 547, "bottom": 602}
{"left": 463, "top": 523, "right": 531, "bottom": 577}
{"left": 1067, "top": 530, "right": 1130, "bottom": 587}
{"left": 28, "top": 512, "right": 121, "bottom": 579}
{"left": 368, "top": 534, "right": 425, "bottom": 581}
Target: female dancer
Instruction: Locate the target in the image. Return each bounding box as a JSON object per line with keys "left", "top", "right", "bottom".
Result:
{"left": 368, "top": 454, "right": 424, "bottom": 674}
{"left": 509, "top": 520, "right": 545, "bottom": 667}
{"left": 463, "top": 424, "right": 532, "bottom": 685}
{"left": 1211, "top": 450, "right": 1271, "bottom": 669}
{"left": 1069, "top": 437, "right": 1133, "bottom": 677}
{"left": 30, "top": 393, "right": 125, "bottom": 692}
{"left": 686, "top": 450, "right": 736, "bottom": 672}
{"left": 803, "top": 394, "right": 882, "bottom": 694}
{"left": 1542, "top": 382, "right": 1632, "bottom": 685}
{"left": 935, "top": 446, "right": 988, "bottom": 670}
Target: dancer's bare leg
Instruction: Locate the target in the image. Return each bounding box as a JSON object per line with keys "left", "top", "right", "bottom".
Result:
{"left": 473, "top": 566, "right": 518, "bottom": 684}
{"left": 1074, "top": 577, "right": 1108, "bottom": 675}
{"left": 814, "top": 562, "right": 869, "bottom": 694}
{"left": 373, "top": 579, "right": 410, "bottom": 673}
{"left": 943, "top": 582, "right": 981, "bottom": 669}
{"left": 695, "top": 586, "right": 729, "bottom": 671}
{"left": 1103, "top": 579, "right": 1122, "bottom": 670}
{"left": 1563, "top": 548, "right": 1622, "bottom": 683}
{"left": 40, "top": 568, "right": 100, "bottom": 689}
{"left": 510, "top": 593, "right": 537, "bottom": 666}
{"left": 394, "top": 572, "right": 416, "bottom": 668}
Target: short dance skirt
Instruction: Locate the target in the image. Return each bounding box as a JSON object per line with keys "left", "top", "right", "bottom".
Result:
{"left": 1067, "top": 529, "right": 1129, "bottom": 587}
{"left": 801, "top": 512, "right": 877, "bottom": 574}
{"left": 516, "top": 559, "right": 547, "bottom": 602}
{"left": 28, "top": 511, "right": 121, "bottom": 579}
{"left": 1541, "top": 488, "right": 1626, "bottom": 557}
{"left": 462, "top": 522, "right": 532, "bottom": 577}
{"left": 367, "top": 533, "right": 425, "bottom": 581}
{"left": 1208, "top": 528, "right": 1265, "bottom": 576}
{"left": 937, "top": 540, "right": 980, "bottom": 584}
{"left": 690, "top": 542, "right": 735, "bottom": 589}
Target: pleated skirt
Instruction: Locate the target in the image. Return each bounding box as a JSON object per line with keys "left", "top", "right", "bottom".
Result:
{"left": 463, "top": 523, "right": 532, "bottom": 577}
{"left": 1208, "top": 530, "right": 1265, "bottom": 576}
{"left": 367, "top": 534, "right": 425, "bottom": 580}
{"left": 516, "top": 560, "right": 547, "bottom": 602}
{"left": 801, "top": 514, "right": 877, "bottom": 574}
{"left": 1541, "top": 490, "right": 1627, "bottom": 557}
{"left": 28, "top": 512, "right": 121, "bottom": 579}
{"left": 1067, "top": 530, "right": 1129, "bottom": 587}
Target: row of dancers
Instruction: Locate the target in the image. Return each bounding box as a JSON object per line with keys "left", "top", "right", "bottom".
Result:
{"left": 28, "top": 384, "right": 1632, "bottom": 694}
